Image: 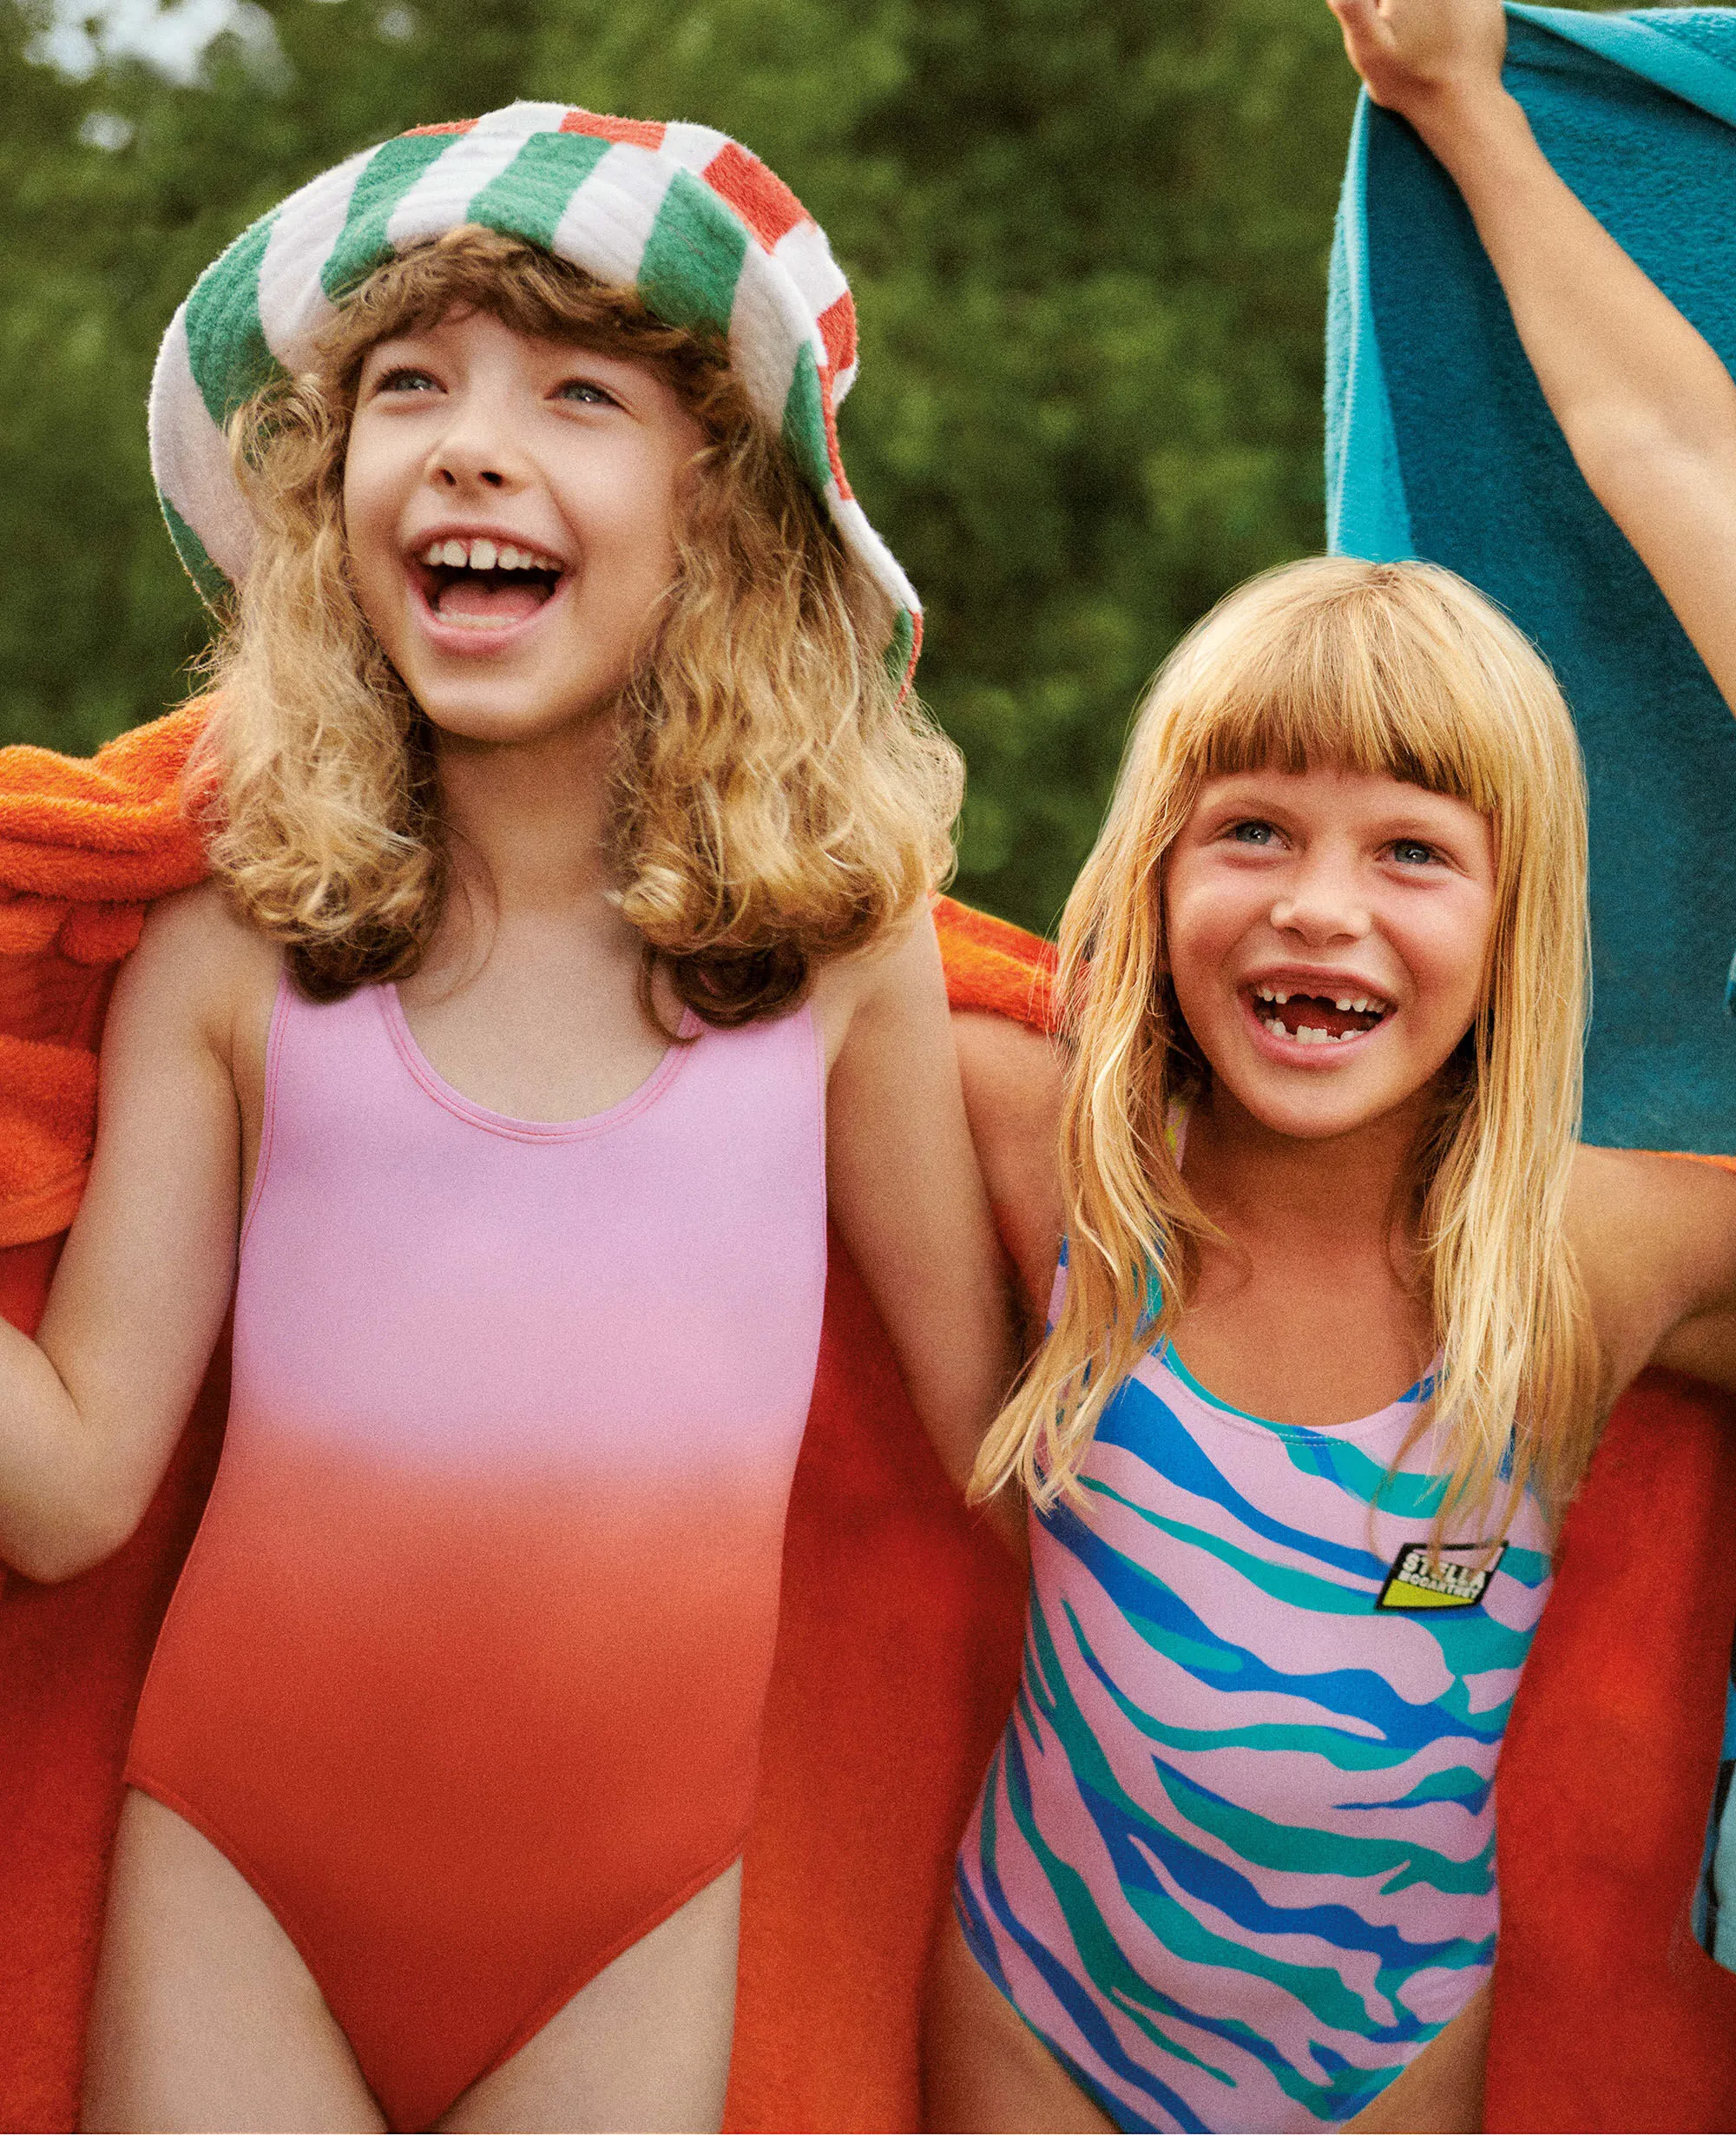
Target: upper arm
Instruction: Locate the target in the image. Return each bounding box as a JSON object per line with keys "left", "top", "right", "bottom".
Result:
{"left": 952, "top": 1010, "right": 1064, "bottom": 1324}
{"left": 1568, "top": 1146, "right": 1736, "bottom": 1400}
{"left": 33, "top": 886, "right": 265, "bottom": 1557}
{"left": 1575, "top": 427, "right": 1736, "bottom": 723}
{"left": 819, "top": 913, "right": 1020, "bottom": 1507}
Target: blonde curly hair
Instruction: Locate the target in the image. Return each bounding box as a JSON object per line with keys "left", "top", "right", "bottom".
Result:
{"left": 191, "top": 225, "right": 961, "bottom": 1022}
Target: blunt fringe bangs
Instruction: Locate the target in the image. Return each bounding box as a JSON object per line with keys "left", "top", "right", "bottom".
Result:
{"left": 189, "top": 226, "right": 961, "bottom": 1023}
{"left": 972, "top": 556, "right": 1599, "bottom": 1544}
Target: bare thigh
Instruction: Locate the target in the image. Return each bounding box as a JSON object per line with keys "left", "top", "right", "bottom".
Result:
{"left": 922, "top": 1900, "right": 1117, "bottom": 2135}
{"left": 1343, "top": 1981, "right": 1489, "bottom": 2134}
{"left": 922, "top": 1894, "right": 1489, "bottom": 2135}
{"left": 436, "top": 1859, "right": 742, "bottom": 2135}
{"left": 82, "top": 1789, "right": 384, "bottom": 2135}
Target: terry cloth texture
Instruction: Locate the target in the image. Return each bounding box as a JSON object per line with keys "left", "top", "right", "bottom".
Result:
{"left": 148, "top": 103, "right": 921, "bottom": 683}
{"left": 0, "top": 716, "right": 1730, "bottom": 2130}
{"left": 1327, "top": 3, "right": 1736, "bottom": 1156}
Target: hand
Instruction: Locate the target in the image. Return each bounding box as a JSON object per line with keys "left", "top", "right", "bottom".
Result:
{"left": 1326, "top": 0, "right": 1508, "bottom": 125}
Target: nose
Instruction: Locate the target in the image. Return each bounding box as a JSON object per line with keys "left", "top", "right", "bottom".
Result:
{"left": 428, "top": 392, "right": 527, "bottom": 494}
{"left": 1268, "top": 846, "right": 1371, "bottom": 946}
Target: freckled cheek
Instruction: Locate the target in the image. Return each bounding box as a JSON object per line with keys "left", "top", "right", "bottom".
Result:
{"left": 1391, "top": 913, "right": 1490, "bottom": 1039}
{"left": 628, "top": 484, "right": 686, "bottom": 581}
{"left": 341, "top": 534, "right": 395, "bottom": 647}
{"left": 1165, "top": 874, "right": 1266, "bottom": 985}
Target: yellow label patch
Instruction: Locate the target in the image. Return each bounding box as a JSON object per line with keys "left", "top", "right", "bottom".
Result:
{"left": 1376, "top": 1540, "right": 1506, "bottom": 1612}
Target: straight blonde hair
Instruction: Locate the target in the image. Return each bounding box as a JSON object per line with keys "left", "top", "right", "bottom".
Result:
{"left": 972, "top": 557, "right": 1598, "bottom": 1539}
{"left": 191, "top": 227, "right": 961, "bottom": 1021}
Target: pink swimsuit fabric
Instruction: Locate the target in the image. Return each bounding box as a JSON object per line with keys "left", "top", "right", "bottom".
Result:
{"left": 125, "top": 975, "right": 828, "bottom": 2129}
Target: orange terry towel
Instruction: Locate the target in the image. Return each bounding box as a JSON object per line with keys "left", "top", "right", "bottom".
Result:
{"left": 0, "top": 706, "right": 205, "bottom": 1249}
{"left": 0, "top": 715, "right": 1730, "bottom": 2133}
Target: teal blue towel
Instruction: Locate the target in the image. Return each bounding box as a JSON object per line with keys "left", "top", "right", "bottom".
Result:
{"left": 1327, "top": 4, "right": 1736, "bottom": 1156}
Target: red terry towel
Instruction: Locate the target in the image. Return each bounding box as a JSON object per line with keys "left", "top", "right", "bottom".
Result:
{"left": 0, "top": 712, "right": 1729, "bottom": 2132}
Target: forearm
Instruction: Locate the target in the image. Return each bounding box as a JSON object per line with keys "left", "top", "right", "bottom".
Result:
{"left": 884, "top": 1256, "right": 1025, "bottom": 1530}
{"left": 1331, "top": 0, "right": 1736, "bottom": 706}
{"left": 0, "top": 1321, "right": 122, "bottom": 1583}
{"left": 1412, "top": 84, "right": 1736, "bottom": 485}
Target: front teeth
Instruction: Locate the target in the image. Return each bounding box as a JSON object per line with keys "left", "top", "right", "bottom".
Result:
{"left": 1262, "top": 1018, "right": 1359, "bottom": 1044}
{"left": 420, "top": 537, "right": 562, "bottom": 572}
{"left": 1258, "top": 1009, "right": 1378, "bottom": 1044}
{"left": 1253, "top": 982, "right": 1389, "bottom": 1020}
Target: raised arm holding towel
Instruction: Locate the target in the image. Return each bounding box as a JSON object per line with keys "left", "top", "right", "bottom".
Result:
{"left": 1330, "top": 0, "right": 1736, "bottom": 719}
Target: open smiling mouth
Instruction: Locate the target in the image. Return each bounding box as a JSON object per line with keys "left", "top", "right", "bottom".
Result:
{"left": 1250, "top": 982, "right": 1392, "bottom": 1047}
{"left": 414, "top": 537, "right": 565, "bottom": 626}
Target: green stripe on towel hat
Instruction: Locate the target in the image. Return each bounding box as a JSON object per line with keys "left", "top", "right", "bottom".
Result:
{"left": 147, "top": 102, "right": 921, "bottom": 683}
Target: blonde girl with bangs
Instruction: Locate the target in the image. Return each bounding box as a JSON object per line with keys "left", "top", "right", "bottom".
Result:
{"left": 928, "top": 556, "right": 1736, "bottom": 2135}
{"left": 0, "top": 115, "right": 1018, "bottom": 2134}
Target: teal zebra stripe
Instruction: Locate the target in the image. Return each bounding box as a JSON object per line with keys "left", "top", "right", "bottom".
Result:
{"left": 955, "top": 1339, "right": 1550, "bottom": 2130}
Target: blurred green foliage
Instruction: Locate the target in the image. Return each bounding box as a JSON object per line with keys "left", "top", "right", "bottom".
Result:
{"left": 0, "top": 0, "right": 1622, "bottom": 932}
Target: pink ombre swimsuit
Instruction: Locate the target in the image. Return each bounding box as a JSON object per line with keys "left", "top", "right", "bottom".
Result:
{"left": 126, "top": 974, "right": 827, "bottom": 2132}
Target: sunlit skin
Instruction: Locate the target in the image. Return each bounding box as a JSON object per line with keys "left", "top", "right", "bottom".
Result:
{"left": 343, "top": 310, "right": 705, "bottom": 748}
{"left": 1163, "top": 764, "right": 1496, "bottom": 1149}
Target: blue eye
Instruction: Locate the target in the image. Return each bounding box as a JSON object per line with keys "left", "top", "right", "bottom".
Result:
{"left": 556, "top": 379, "right": 617, "bottom": 405}
{"left": 1390, "top": 839, "right": 1438, "bottom": 866}
{"left": 1230, "top": 820, "right": 1279, "bottom": 847}
{"left": 373, "top": 366, "right": 438, "bottom": 394}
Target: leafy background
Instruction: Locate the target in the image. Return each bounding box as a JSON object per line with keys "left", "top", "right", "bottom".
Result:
{"left": 0, "top": 0, "right": 1632, "bottom": 933}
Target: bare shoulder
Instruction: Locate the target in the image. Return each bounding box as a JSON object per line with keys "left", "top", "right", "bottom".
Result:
{"left": 953, "top": 1012, "right": 1062, "bottom": 1130}
{"left": 1567, "top": 1143, "right": 1736, "bottom": 1394}
{"left": 108, "top": 881, "right": 280, "bottom": 1091}
{"left": 812, "top": 912, "right": 1062, "bottom": 1308}
{"left": 807, "top": 904, "right": 943, "bottom": 1074}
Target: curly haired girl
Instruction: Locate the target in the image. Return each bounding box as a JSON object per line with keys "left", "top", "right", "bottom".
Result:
{"left": 0, "top": 108, "right": 1015, "bottom": 2133}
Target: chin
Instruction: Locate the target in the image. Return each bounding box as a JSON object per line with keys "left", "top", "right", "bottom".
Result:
{"left": 1246, "top": 1095, "right": 1380, "bottom": 1142}
{"left": 1221, "top": 1059, "right": 1421, "bottom": 1142}
{"left": 414, "top": 691, "right": 617, "bottom": 748}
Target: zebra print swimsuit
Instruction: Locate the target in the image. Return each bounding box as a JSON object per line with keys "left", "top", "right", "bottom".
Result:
{"left": 954, "top": 1284, "right": 1550, "bottom": 2132}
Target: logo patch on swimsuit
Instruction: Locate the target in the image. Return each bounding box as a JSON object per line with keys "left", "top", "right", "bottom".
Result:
{"left": 1375, "top": 1540, "right": 1507, "bottom": 1611}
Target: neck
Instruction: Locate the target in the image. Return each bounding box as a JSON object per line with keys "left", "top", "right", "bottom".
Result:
{"left": 433, "top": 714, "right": 620, "bottom": 917}
{"left": 1183, "top": 1078, "right": 1439, "bottom": 1278}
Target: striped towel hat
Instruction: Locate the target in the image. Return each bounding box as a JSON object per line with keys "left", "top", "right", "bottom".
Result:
{"left": 148, "top": 102, "right": 920, "bottom": 678}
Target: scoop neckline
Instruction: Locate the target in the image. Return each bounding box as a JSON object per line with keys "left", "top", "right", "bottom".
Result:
{"left": 1152, "top": 1335, "right": 1437, "bottom": 1442}
{"left": 380, "top": 984, "right": 700, "bottom": 1142}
